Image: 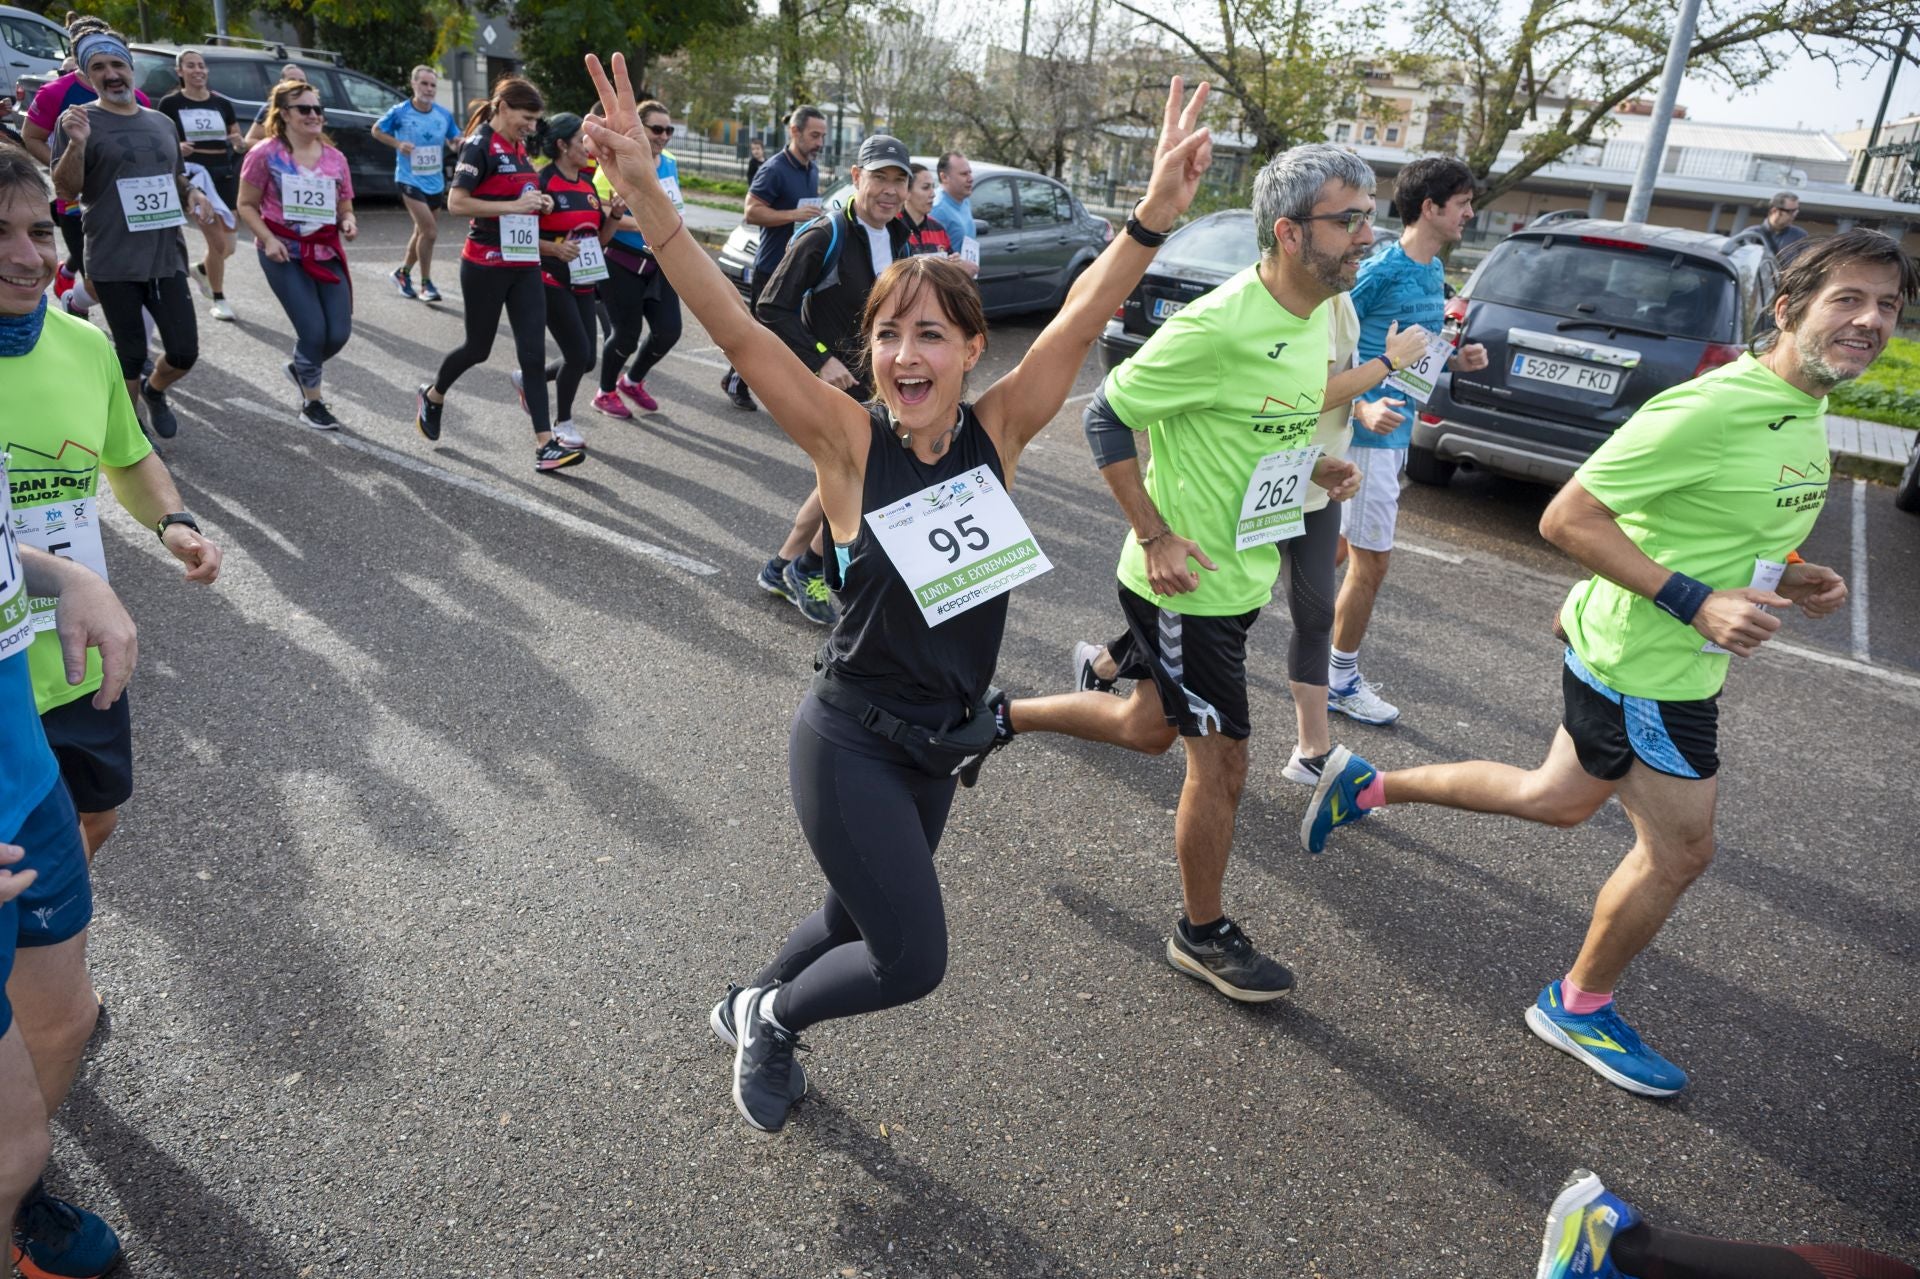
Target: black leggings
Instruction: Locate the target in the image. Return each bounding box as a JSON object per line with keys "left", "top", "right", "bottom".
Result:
{"left": 599, "top": 260, "right": 682, "bottom": 393}
{"left": 435, "top": 260, "right": 549, "bottom": 434}
{"left": 1614, "top": 1223, "right": 1915, "bottom": 1279}
{"left": 1281, "top": 501, "right": 1339, "bottom": 684}
{"left": 94, "top": 274, "right": 198, "bottom": 381}
{"left": 755, "top": 697, "right": 955, "bottom": 1031}
{"left": 58, "top": 207, "right": 83, "bottom": 275}
{"left": 542, "top": 285, "right": 597, "bottom": 422}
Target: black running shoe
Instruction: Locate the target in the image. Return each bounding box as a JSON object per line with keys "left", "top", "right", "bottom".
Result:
{"left": 709, "top": 983, "right": 808, "bottom": 1101}
{"left": 534, "top": 439, "right": 585, "bottom": 472}
{"left": 298, "top": 399, "right": 340, "bottom": 430}
{"left": 731, "top": 985, "right": 805, "bottom": 1133}
{"left": 415, "top": 383, "right": 443, "bottom": 441}
{"left": 721, "top": 369, "right": 758, "bottom": 412}
{"left": 140, "top": 377, "right": 179, "bottom": 439}
{"left": 1165, "top": 918, "right": 1295, "bottom": 1002}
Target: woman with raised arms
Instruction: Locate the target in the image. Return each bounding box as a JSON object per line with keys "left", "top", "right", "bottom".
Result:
{"left": 584, "top": 52, "right": 1212, "bottom": 1135}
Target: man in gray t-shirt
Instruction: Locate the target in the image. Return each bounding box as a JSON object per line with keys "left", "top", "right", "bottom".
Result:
{"left": 50, "top": 29, "right": 213, "bottom": 438}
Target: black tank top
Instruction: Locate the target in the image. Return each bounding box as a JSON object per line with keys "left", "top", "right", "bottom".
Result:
{"left": 820, "top": 404, "right": 1008, "bottom": 717}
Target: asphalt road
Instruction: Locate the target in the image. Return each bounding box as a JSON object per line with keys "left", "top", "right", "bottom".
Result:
{"left": 40, "top": 207, "right": 1920, "bottom": 1278}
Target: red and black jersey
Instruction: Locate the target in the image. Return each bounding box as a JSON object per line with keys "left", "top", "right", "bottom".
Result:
{"left": 906, "top": 213, "right": 952, "bottom": 256}
{"left": 537, "top": 163, "right": 605, "bottom": 292}
{"left": 454, "top": 124, "right": 539, "bottom": 267}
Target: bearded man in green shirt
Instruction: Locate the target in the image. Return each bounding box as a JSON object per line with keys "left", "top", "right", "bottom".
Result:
{"left": 1305, "top": 229, "right": 1918, "bottom": 1098}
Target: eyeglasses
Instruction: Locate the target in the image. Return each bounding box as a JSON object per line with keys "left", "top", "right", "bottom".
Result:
{"left": 1773, "top": 205, "right": 1799, "bottom": 218}
{"left": 647, "top": 124, "right": 674, "bottom": 138}
{"left": 1293, "top": 208, "right": 1373, "bottom": 235}
{"left": 288, "top": 103, "right": 325, "bottom": 117}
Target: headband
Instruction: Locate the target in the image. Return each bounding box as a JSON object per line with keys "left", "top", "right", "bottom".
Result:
{"left": 75, "top": 31, "right": 132, "bottom": 70}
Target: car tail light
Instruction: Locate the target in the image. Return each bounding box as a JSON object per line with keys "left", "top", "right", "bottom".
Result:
{"left": 1579, "top": 235, "right": 1650, "bottom": 252}
{"left": 1693, "top": 343, "right": 1742, "bottom": 376}
{"left": 1442, "top": 294, "right": 1469, "bottom": 346}
{"left": 1113, "top": 303, "right": 1127, "bottom": 320}
{"left": 1417, "top": 412, "right": 1443, "bottom": 425}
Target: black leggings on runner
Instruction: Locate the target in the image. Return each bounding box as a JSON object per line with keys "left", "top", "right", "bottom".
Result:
{"left": 1281, "top": 501, "right": 1339, "bottom": 684}
{"left": 434, "top": 260, "right": 549, "bottom": 434}
{"left": 1614, "top": 1224, "right": 1915, "bottom": 1279}
{"left": 542, "top": 285, "right": 597, "bottom": 422}
{"left": 599, "top": 260, "right": 682, "bottom": 393}
{"left": 94, "top": 274, "right": 198, "bottom": 381}
{"left": 755, "top": 697, "right": 955, "bottom": 1031}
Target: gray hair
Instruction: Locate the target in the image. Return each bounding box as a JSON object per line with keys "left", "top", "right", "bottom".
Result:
{"left": 1253, "top": 144, "right": 1376, "bottom": 256}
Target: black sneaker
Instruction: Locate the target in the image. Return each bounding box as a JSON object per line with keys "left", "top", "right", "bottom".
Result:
{"left": 534, "top": 439, "right": 585, "bottom": 472}
{"left": 721, "top": 369, "right": 758, "bottom": 412}
{"left": 959, "top": 687, "right": 1014, "bottom": 789}
{"left": 415, "top": 383, "right": 443, "bottom": 441}
{"left": 140, "top": 377, "right": 179, "bottom": 438}
{"left": 730, "top": 985, "right": 806, "bottom": 1132}
{"left": 709, "top": 983, "right": 808, "bottom": 1101}
{"left": 1166, "top": 917, "right": 1295, "bottom": 1002}
{"left": 298, "top": 399, "right": 340, "bottom": 430}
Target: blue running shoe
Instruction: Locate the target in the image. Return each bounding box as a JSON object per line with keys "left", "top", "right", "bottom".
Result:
{"left": 390, "top": 266, "right": 416, "bottom": 299}
{"left": 757, "top": 557, "right": 792, "bottom": 601}
{"left": 11, "top": 1181, "right": 123, "bottom": 1279}
{"left": 1534, "top": 1169, "right": 1640, "bottom": 1278}
{"left": 1299, "top": 744, "right": 1377, "bottom": 853}
{"left": 1525, "top": 984, "right": 1688, "bottom": 1097}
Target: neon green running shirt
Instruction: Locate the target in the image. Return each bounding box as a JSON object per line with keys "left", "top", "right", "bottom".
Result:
{"left": 1561, "top": 353, "right": 1829, "bottom": 701}
{"left": 1107, "top": 266, "right": 1330, "bottom": 615}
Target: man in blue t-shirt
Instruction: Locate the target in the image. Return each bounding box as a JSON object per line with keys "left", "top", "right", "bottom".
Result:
{"left": 373, "top": 65, "right": 464, "bottom": 303}
{"left": 722, "top": 104, "right": 827, "bottom": 412}
{"left": 930, "top": 151, "right": 980, "bottom": 278}
{"left": 1328, "top": 156, "right": 1489, "bottom": 727}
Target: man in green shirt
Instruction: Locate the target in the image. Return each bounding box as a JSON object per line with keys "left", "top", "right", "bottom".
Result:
{"left": 1006, "top": 144, "right": 1367, "bottom": 1003}
{"left": 1305, "top": 229, "right": 1917, "bottom": 1096}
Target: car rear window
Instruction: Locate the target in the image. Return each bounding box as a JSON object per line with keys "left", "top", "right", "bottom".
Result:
{"left": 207, "top": 59, "right": 269, "bottom": 103}
{"left": 1472, "top": 237, "right": 1738, "bottom": 342}
{"left": 131, "top": 51, "right": 179, "bottom": 100}
{"left": 1161, "top": 214, "right": 1256, "bottom": 274}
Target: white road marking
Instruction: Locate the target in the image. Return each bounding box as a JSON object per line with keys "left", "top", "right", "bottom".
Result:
{"left": 667, "top": 348, "right": 732, "bottom": 373}
{"left": 1850, "top": 477, "right": 1870, "bottom": 662}
{"left": 222, "top": 397, "right": 718, "bottom": 576}
{"left": 1396, "top": 539, "right": 1466, "bottom": 565}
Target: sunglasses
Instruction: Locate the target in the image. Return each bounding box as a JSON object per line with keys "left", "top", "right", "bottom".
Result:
{"left": 647, "top": 123, "right": 674, "bottom": 138}
{"left": 1294, "top": 208, "right": 1373, "bottom": 235}
{"left": 288, "top": 103, "right": 325, "bottom": 117}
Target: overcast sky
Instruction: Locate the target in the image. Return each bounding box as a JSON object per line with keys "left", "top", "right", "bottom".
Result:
{"left": 1680, "top": 45, "right": 1920, "bottom": 136}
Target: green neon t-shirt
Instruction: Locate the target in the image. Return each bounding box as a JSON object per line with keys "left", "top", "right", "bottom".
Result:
{"left": 4, "top": 309, "right": 152, "bottom": 713}
{"left": 1107, "top": 266, "right": 1330, "bottom": 616}
{"left": 1560, "top": 353, "right": 1828, "bottom": 701}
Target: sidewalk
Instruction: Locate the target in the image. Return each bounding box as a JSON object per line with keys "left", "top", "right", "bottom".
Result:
{"left": 1829, "top": 414, "right": 1913, "bottom": 482}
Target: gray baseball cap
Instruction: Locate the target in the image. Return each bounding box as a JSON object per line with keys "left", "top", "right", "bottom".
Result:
{"left": 856, "top": 134, "right": 911, "bottom": 175}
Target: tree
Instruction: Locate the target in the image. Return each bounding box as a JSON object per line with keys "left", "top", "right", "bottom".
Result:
{"left": 828, "top": 7, "right": 957, "bottom": 148}
{"left": 511, "top": 0, "right": 752, "bottom": 116}
{"left": 1416, "top": 0, "right": 1920, "bottom": 203}
{"left": 1100, "top": 0, "right": 1381, "bottom": 159}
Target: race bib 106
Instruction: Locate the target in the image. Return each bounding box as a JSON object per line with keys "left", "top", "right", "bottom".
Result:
{"left": 1384, "top": 326, "right": 1454, "bottom": 404}
{"left": 865, "top": 466, "right": 1052, "bottom": 627}
{"left": 499, "top": 213, "right": 539, "bottom": 263}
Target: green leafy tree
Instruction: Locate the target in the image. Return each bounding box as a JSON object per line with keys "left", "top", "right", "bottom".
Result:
{"left": 1416, "top": 0, "right": 1920, "bottom": 203}
{"left": 511, "top": 0, "right": 751, "bottom": 116}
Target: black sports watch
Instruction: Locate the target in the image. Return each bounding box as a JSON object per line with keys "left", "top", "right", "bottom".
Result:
{"left": 154, "top": 512, "right": 200, "bottom": 541}
{"left": 1123, "top": 201, "right": 1172, "bottom": 248}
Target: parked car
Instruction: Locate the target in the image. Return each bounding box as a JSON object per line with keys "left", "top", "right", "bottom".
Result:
{"left": 1097, "top": 209, "right": 1403, "bottom": 371}
{"left": 127, "top": 38, "right": 417, "bottom": 197}
{"left": 1896, "top": 427, "right": 1920, "bottom": 514}
{"left": 1410, "top": 219, "right": 1778, "bottom": 488}
{"left": 0, "top": 5, "right": 67, "bottom": 104}
{"left": 716, "top": 159, "right": 1112, "bottom": 319}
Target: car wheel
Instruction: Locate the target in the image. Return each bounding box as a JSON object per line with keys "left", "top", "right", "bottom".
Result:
{"left": 1895, "top": 432, "right": 1920, "bottom": 513}
{"left": 1405, "top": 444, "right": 1456, "bottom": 487}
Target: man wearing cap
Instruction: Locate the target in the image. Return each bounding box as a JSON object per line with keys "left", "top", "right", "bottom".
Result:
{"left": 750, "top": 134, "right": 913, "bottom": 625}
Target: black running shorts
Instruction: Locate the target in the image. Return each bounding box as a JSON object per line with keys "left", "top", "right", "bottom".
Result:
{"left": 1107, "top": 582, "right": 1260, "bottom": 740}
{"left": 1561, "top": 649, "right": 1719, "bottom": 782}
{"left": 40, "top": 692, "right": 134, "bottom": 812}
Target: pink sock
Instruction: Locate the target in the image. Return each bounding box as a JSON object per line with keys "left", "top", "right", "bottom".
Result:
{"left": 1356, "top": 775, "right": 1386, "bottom": 810}
{"left": 1560, "top": 976, "right": 1613, "bottom": 1014}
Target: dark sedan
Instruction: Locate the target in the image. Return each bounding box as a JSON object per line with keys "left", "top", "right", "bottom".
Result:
{"left": 718, "top": 159, "right": 1113, "bottom": 319}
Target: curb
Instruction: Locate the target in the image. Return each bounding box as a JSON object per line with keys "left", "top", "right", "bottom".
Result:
{"left": 1832, "top": 451, "right": 1902, "bottom": 485}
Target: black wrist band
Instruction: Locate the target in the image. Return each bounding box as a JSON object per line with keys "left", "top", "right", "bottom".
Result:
{"left": 1653, "top": 572, "right": 1712, "bottom": 625}
{"left": 1124, "top": 200, "right": 1171, "bottom": 247}
{"left": 1376, "top": 354, "right": 1396, "bottom": 376}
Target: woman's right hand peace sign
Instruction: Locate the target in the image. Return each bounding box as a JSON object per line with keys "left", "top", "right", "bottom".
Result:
{"left": 581, "top": 54, "right": 660, "bottom": 198}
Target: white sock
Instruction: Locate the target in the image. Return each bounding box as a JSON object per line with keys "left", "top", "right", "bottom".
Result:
{"left": 64, "top": 282, "right": 94, "bottom": 311}
{"left": 758, "top": 997, "right": 791, "bottom": 1036}
{"left": 1329, "top": 646, "right": 1360, "bottom": 690}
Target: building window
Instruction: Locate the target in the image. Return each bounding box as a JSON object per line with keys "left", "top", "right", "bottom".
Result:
{"left": 1362, "top": 124, "right": 1377, "bottom": 144}
{"left": 1385, "top": 126, "right": 1401, "bottom": 143}
{"left": 1334, "top": 122, "right": 1352, "bottom": 143}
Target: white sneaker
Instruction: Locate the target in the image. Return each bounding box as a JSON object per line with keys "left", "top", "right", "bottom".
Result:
{"left": 210, "top": 298, "right": 236, "bottom": 322}
{"left": 1328, "top": 675, "right": 1400, "bottom": 725}
{"left": 1072, "top": 640, "right": 1115, "bottom": 693}
{"left": 190, "top": 260, "right": 212, "bottom": 299}
{"left": 1282, "top": 747, "right": 1328, "bottom": 786}
{"left": 552, "top": 419, "right": 586, "bottom": 450}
